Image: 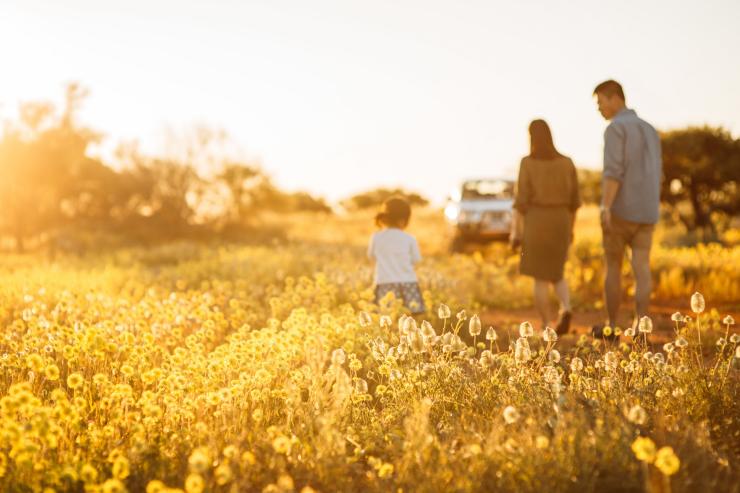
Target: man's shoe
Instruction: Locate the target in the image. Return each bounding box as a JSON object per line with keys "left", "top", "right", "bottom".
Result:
{"left": 555, "top": 311, "right": 572, "bottom": 335}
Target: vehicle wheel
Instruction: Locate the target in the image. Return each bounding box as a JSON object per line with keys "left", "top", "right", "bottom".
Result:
{"left": 450, "top": 235, "right": 466, "bottom": 253}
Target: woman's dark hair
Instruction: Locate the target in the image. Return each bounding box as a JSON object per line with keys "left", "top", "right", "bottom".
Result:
{"left": 375, "top": 196, "right": 411, "bottom": 228}
{"left": 528, "top": 119, "right": 563, "bottom": 160}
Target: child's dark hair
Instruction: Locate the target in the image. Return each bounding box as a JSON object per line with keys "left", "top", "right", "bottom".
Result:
{"left": 375, "top": 196, "right": 411, "bottom": 228}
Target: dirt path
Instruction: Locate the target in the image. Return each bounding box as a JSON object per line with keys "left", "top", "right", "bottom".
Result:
{"left": 478, "top": 302, "right": 739, "bottom": 347}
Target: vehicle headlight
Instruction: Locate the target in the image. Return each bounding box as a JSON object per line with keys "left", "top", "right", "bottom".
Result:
{"left": 444, "top": 204, "right": 460, "bottom": 221}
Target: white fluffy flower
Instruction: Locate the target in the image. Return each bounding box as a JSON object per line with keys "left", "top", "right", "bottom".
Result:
{"left": 485, "top": 327, "right": 498, "bottom": 341}
{"left": 604, "top": 351, "right": 618, "bottom": 371}
{"left": 331, "top": 348, "right": 346, "bottom": 366}
{"left": 543, "top": 327, "right": 558, "bottom": 342}
{"left": 638, "top": 316, "right": 653, "bottom": 333}
{"left": 548, "top": 349, "right": 561, "bottom": 364}
{"left": 627, "top": 404, "right": 647, "bottom": 425}
{"left": 358, "top": 311, "right": 372, "bottom": 327}
{"left": 468, "top": 315, "right": 482, "bottom": 337}
{"left": 503, "top": 405, "right": 520, "bottom": 424}
{"left": 690, "top": 292, "right": 705, "bottom": 314}
{"left": 514, "top": 338, "right": 531, "bottom": 364}
{"left": 519, "top": 321, "right": 534, "bottom": 338}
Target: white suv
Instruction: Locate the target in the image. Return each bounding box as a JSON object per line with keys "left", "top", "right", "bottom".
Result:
{"left": 444, "top": 178, "right": 515, "bottom": 252}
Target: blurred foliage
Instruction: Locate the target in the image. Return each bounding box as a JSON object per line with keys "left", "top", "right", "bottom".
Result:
{"left": 341, "top": 188, "right": 429, "bottom": 211}
{"left": 576, "top": 168, "right": 602, "bottom": 205}
{"left": 660, "top": 126, "right": 740, "bottom": 240}
{"left": 3, "top": 85, "right": 737, "bottom": 253}
{"left": 0, "top": 84, "right": 331, "bottom": 252}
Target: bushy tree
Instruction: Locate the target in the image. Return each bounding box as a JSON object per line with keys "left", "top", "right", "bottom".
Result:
{"left": 341, "top": 188, "right": 429, "bottom": 210}
{"left": 576, "top": 168, "right": 601, "bottom": 204}
{"left": 0, "top": 84, "right": 110, "bottom": 250}
{"left": 0, "top": 85, "right": 331, "bottom": 250}
{"left": 661, "top": 126, "right": 740, "bottom": 239}
{"left": 283, "top": 191, "right": 332, "bottom": 214}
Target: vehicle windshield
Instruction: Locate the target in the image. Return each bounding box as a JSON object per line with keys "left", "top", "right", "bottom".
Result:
{"left": 461, "top": 180, "right": 514, "bottom": 200}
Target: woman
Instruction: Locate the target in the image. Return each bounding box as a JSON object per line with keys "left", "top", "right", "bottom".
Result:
{"left": 510, "top": 119, "right": 581, "bottom": 334}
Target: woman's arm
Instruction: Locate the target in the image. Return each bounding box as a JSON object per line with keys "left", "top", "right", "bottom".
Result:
{"left": 570, "top": 210, "right": 577, "bottom": 244}
{"left": 511, "top": 159, "right": 529, "bottom": 245}
{"left": 511, "top": 209, "right": 524, "bottom": 247}
{"left": 569, "top": 161, "right": 581, "bottom": 243}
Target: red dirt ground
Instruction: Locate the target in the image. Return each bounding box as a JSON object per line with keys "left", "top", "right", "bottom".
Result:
{"left": 478, "top": 302, "right": 739, "bottom": 348}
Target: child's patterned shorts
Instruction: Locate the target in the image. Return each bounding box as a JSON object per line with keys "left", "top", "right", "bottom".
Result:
{"left": 374, "top": 282, "right": 426, "bottom": 314}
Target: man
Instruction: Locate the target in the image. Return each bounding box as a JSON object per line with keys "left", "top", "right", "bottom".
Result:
{"left": 592, "top": 80, "right": 662, "bottom": 339}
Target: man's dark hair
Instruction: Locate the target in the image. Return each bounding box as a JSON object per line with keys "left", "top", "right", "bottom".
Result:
{"left": 593, "top": 80, "right": 625, "bottom": 102}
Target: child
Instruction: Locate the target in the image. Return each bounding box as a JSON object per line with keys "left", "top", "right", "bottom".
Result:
{"left": 367, "top": 196, "right": 426, "bottom": 315}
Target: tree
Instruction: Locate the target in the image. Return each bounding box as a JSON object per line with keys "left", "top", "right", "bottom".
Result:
{"left": 0, "top": 86, "right": 333, "bottom": 249}
{"left": 341, "top": 188, "right": 429, "bottom": 210}
{"left": 661, "top": 126, "right": 740, "bottom": 239}
{"left": 216, "top": 163, "right": 332, "bottom": 223}
{"left": 0, "top": 84, "right": 105, "bottom": 251}
{"left": 283, "top": 191, "right": 332, "bottom": 214}
{"left": 216, "top": 162, "right": 264, "bottom": 223}
{"left": 576, "top": 168, "right": 602, "bottom": 204}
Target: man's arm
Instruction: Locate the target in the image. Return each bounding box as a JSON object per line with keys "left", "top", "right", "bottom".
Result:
{"left": 600, "top": 178, "right": 620, "bottom": 231}
{"left": 602, "top": 124, "right": 625, "bottom": 231}
{"left": 602, "top": 178, "right": 621, "bottom": 209}
{"left": 603, "top": 124, "right": 626, "bottom": 183}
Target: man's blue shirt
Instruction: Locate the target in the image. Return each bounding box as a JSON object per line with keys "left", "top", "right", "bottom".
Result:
{"left": 603, "top": 108, "right": 662, "bottom": 224}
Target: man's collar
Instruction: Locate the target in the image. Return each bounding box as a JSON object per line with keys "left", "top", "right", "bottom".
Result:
{"left": 614, "top": 107, "right": 636, "bottom": 119}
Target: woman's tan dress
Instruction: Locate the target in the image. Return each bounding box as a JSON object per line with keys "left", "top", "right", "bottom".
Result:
{"left": 513, "top": 156, "right": 581, "bottom": 282}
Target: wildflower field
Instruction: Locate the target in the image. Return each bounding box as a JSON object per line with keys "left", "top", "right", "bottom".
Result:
{"left": 1, "top": 210, "right": 739, "bottom": 493}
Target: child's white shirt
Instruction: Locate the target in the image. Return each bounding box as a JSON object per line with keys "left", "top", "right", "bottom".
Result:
{"left": 367, "top": 228, "right": 421, "bottom": 284}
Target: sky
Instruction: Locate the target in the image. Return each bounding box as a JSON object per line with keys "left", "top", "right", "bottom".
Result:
{"left": 1, "top": 0, "right": 739, "bottom": 204}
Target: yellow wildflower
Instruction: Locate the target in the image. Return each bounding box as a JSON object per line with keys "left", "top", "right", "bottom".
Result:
{"left": 631, "top": 437, "right": 657, "bottom": 463}
{"left": 654, "top": 447, "right": 680, "bottom": 476}
{"left": 112, "top": 456, "right": 130, "bottom": 479}
{"left": 146, "top": 480, "right": 166, "bottom": 493}
{"left": 188, "top": 448, "right": 210, "bottom": 474}
{"left": 378, "top": 463, "right": 394, "bottom": 479}
{"left": 80, "top": 463, "right": 98, "bottom": 483}
{"left": 277, "top": 474, "right": 294, "bottom": 490}
{"left": 102, "top": 479, "right": 126, "bottom": 493}
{"left": 26, "top": 354, "right": 44, "bottom": 373}
{"left": 67, "top": 372, "right": 84, "bottom": 390}
{"left": 214, "top": 464, "right": 233, "bottom": 485}
{"left": 44, "top": 364, "right": 60, "bottom": 381}
{"left": 185, "top": 473, "right": 205, "bottom": 493}
{"left": 272, "top": 435, "right": 291, "bottom": 454}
